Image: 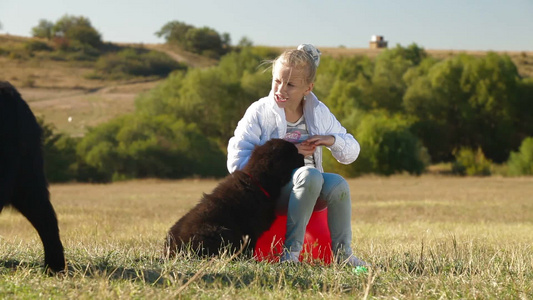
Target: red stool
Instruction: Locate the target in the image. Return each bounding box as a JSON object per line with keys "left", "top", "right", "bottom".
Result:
{"left": 254, "top": 208, "right": 333, "bottom": 264}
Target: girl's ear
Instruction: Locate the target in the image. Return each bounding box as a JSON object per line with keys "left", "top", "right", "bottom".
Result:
{"left": 304, "top": 82, "right": 314, "bottom": 96}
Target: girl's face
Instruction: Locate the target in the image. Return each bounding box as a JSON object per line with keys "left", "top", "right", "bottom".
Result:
{"left": 271, "top": 62, "right": 313, "bottom": 110}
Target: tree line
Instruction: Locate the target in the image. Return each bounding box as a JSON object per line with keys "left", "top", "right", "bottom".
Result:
{"left": 41, "top": 44, "right": 533, "bottom": 182}
{"left": 15, "top": 15, "right": 186, "bottom": 80}
{"left": 31, "top": 16, "right": 233, "bottom": 59}
{"left": 23, "top": 15, "right": 532, "bottom": 180}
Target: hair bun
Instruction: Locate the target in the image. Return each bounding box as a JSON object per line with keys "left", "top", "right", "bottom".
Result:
{"left": 297, "top": 44, "right": 321, "bottom": 67}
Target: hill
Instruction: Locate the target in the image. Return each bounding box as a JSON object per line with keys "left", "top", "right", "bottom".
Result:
{"left": 1, "top": 34, "right": 532, "bottom": 137}
{"left": 0, "top": 35, "right": 217, "bottom": 136}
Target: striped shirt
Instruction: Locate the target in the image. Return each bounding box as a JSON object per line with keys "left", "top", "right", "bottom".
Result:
{"left": 284, "top": 116, "right": 316, "bottom": 167}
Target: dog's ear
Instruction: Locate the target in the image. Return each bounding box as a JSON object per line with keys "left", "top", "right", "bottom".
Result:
{"left": 0, "top": 81, "right": 19, "bottom": 97}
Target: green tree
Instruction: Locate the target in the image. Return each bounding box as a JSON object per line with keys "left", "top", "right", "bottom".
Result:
{"left": 368, "top": 44, "right": 427, "bottom": 113}
{"left": 221, "top": 32, "right": 231, "bottom": 48}
{"left": 77, "top": 114, "right": 226, "bottom": 181}
{"left": 216, "top": 47, "right": 267, "bottom": 81}
{"left": 507, "top": 137, "right": 533, "bottom": 176}
{"left": 184, "top": 27, "right": 223, "bottom": 56}
{"left": 155, "top": 21, "right": 193, "bottom": 44}
{"left": 169, "top": 68, "right": 246, "bottom": 147}
{"left": 323, "top": 80, "right": 361, "bottom": 120}
{"left": 403, "top": 53, "right": 523, "bottom": 163}
{"left": 452, "top": 147, "right": 492, "bottom": 176}
{"left": 135, "top": 49, "right": 269, "bottom": 148}
{"left": 317, "top": 55, "right": 373, "bottom": 119}
{"left": 76, "top": 117, "right": 123, "bottom": 179}
{"left": 53, "top": 15, "right": 92, "bottom": 35}
{"left": 240, "top": 70, "right": 272, "bottom": 104}
{"left": 31, "top": 19, "right": 54, "bottom": 40}
{"left": 135, "top": 71, "right": 188, "bottom": 117}
{"left": 403, "top": 57, "right": 462, "bottom": 162}
{"left": 66, "top": 25, "right": 102, "bottom": 48}
{"left": 38, "top": 118, "right": 78, "bottom": 182}
{"left": 515, "top": 78, "right": 533, "bottom": 140}
{"left": 324, "top": 111, "right": 428, "bottom": 176}
{"left": 95, "top": 48, "right": 185, "bottom": 78}
{"left": 155, "top": 20, "right": 229, "bottom": 56}
{"left": 52, "top": 15, "right": 102, "bottom": 49}
{"left": 316, "top": 44, "right": 425, "bottom": 117}
{"left": 237, "top": 37, "right": 253, "bottom": 48}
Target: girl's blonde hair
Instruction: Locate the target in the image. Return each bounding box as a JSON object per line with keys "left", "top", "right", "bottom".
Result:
{"left": 272, "top": 49, "right": 317, "bottom": 84}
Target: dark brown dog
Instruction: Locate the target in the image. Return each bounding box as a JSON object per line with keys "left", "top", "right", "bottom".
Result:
{"left": 165, "top": 138, "right": 304, "bottom": 257}
{"left": 0, "top": 81, "right": 66, "bottom": 273}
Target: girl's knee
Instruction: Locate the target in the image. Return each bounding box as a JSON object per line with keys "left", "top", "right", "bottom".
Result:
{"left": 293, "top": 166, "right": 323, "bottom": 187}
{"left": 322, "top": 173, "right": 350, "bottom": 202}
{"left": 327, "top": 173, "right": 348, "bottom": 188}
{"left": 335, "top": 176, "right": 349, "bottom": 192}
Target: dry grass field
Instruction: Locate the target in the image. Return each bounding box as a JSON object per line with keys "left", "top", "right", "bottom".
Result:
{"left": 0, "top": 176, "right": 532, "bottom": 298}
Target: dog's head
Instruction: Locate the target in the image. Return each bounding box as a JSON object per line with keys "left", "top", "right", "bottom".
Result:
{"left": 244, "top": 139, "right": 304, "bottom": 186}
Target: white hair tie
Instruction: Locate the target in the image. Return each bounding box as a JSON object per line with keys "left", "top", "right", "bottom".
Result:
{"left": 297, "top": 44, "right": 321, "bottom": 68}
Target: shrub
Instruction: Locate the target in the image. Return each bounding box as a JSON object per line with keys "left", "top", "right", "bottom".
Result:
{"left": 76, "top": 114, "right": 226, "bottom": 181}
{"left": 53, "top": 36, "right": 70, "bottom": 51}
{"left": 324, "top": 111, "right": 429, "bottom": 176}
{"left": 38, "top": 118, "right": 79, "bottom": 182}
{"left": 24, "top": 40, "right": 53, "bottom": 52}
{"left": 52, "top": 15, "right": 102, "bottom": 49}
{"left": 65, "top": 41, "right": 101, "bottom": 58}
{"left": 0, "top": 47, "right": 9, "bottom": 56}
{"left": 452, "top": 147, "right": 492, "bottom": 176}
{"left": 8, "top": 50, "right": 29, "bottom": 60}
{"left": 507, "top": 137, "right": 533, "bottom": 176}
{"left": 375, "top": 129, "right": 430, "bottom": 175}
{"left": 156, "top": 21, "right": 228, "bottom": 57}
{"left": 83, "top": 72, "right": 104, "bottom": 80}
{"left": 66, "top": 50, "right": 100, "bottom": 62}
{"left": 134, "top": 49, "right": 268, "bottom": 148}
{"left": 65, "top": 25, "right": 102, "bottom": 48}
{"left": 95, "top": 49, "right": 185, "bottom": 78}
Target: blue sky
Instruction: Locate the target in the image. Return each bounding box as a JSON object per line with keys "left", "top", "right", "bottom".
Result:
{"left": 1, "top": 0, "right": 532, "bottom": 51}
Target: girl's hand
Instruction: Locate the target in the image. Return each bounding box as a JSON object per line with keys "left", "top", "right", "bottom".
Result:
{"left": 296, "top": 135, "right": 335, "bottom": 157}
{"left": 295, "top": 142, "right": 316, "bottom": 157}
{"left": 303, "top": 135, "right": 335, "bottom": 147}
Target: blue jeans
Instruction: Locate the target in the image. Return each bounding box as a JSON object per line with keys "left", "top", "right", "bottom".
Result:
{"left": 275, "top": 166, "right": 354, "bottom": 256}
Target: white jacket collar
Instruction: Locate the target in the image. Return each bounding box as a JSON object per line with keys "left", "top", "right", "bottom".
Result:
{"left": 266, "top": 90, "right": 320, "bottom": 137}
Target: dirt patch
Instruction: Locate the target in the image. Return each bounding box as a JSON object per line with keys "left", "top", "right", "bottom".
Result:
{"left": 18, "top": 80, "right": 161, "bottom": 137}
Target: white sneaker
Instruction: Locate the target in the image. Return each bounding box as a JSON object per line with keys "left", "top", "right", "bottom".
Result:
{"left": 279, "top": 251, "right": 300, "bottom": 263}
{"left": 338, "top": 254, "right": 370, "bottom": 267}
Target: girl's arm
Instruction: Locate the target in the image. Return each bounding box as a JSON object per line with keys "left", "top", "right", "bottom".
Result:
{"left": 227, "top": 104, "right": 263, "bottom": 173}
{"left": 316, "top": 105, "right": 360, "bottom": 165}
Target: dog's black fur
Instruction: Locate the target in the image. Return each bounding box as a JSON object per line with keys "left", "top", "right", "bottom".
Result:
{"left": 0, "top": 81, "right": 66, "bottom": 273}
{"left": 165, "top": 138, "right": 304, "bottom": 257}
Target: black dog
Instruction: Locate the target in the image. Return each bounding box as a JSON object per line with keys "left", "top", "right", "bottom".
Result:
{"left": 0, "top": 81, "right": 66, "bottom": 273}
{"left": 165, "top": 139, "right": 304, "bottom": 258}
